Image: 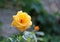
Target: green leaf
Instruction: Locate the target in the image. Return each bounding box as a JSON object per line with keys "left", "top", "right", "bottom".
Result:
{"left": 27, "top": 37, "right": 31, "bottom": 42}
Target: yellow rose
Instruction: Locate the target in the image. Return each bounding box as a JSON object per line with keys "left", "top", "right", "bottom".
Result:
{"left": 11, "top": 11, "right": 32, "bottom": 31}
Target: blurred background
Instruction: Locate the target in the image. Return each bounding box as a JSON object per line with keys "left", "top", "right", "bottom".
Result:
{"left": 0, "top": 0, "right": 60, "bottom": 42}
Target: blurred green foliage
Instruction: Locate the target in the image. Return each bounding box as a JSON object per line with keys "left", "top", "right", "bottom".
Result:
{"left": 0, "top": 0, "right": 60, "bottom": 42}
{"left": 0, "top": 21, "right": 2, "bottom": 27}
